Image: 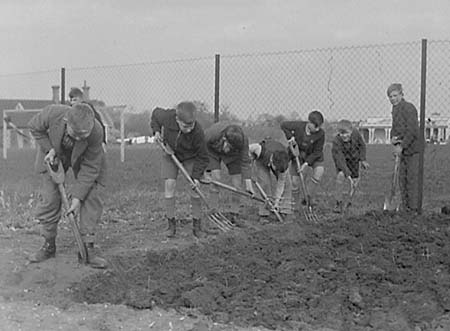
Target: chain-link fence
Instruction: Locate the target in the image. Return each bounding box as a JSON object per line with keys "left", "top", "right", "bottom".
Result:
{"left": 1, "top": 39, "right": 450, "bottom": 212}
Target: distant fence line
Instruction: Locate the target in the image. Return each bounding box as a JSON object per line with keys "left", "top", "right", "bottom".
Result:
{"left": 1, "top": 38, "right": 450, "bottom": 212}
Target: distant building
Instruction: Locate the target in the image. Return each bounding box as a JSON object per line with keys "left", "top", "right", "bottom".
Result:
{"left": 358, "top": 112, "right": 449, "bottom": 144}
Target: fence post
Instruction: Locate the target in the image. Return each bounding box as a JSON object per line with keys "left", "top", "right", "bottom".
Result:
{"left": 418, "top": 39, "right": 427, "bottom": 214}
{"left": 214, "top": 54, "right": 220, "bottom": 123}
{"left": 120, "top": 106, "right": 125, "bottom": 162}
{"left": 2, "top": 113, "right": 7, "bottom": 159}
{"left": 61, "top": 67, "right": 66, "bottom": 105}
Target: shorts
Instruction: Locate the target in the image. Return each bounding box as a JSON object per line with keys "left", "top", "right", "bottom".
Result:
{"left": 161, "top": 153, "right": 195, "bottom": 179}
{"left": 335, "top": 158, "right": 360, "bottom": 178}
{"left": 207, "top": 150, "right": 242, "bottom": 175}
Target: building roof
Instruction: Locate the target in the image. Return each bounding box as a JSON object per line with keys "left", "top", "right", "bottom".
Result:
{"left": 1, "top": 99, "right": 54, "bottom": 128}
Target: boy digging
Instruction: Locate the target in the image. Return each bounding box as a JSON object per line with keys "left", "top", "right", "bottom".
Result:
{"left": 150, "top": 102, "right": 210, "bottom": 238}
{"left": 281, "top": 110, "right": 326, "bottom": 210}
{"left": 249, "top": 138, "right": 292, "bottom": 219}
{"left": 331, "top": 120, "right": 369, "bottom": 213}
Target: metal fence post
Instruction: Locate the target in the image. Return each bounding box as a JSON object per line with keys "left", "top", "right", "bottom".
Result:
{"left": 61, "top": 67, "right": 65, "bottom": 105}
{"left": 214, "top": 54, "right": 220, "bottom": 123}
{"left": 418, "top": 39, "right": 427, "bottom": 214}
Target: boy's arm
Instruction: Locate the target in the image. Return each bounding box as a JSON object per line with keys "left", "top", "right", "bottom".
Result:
{"left": 150, "top": 107, "right": 165, "bottom": 135}
{"left": 400, "top": 104, "right": 419, "bottom": 150}
{"left": 28, "top": 106, "right": 54, "bottom": 154}
{"left": 280, "top": 121, "right": 300, "bottom": 141}
{"left": 71, "top": 129, "right": 104, "bottom": 201}
{"left": 357, "top": 131, "right": 367, "bottom": 161}
{"left": 332, "top": 138, "right": 351, "bottom": 177}
{"left": 305, "top": 133, "right": 325, "bottom": 165}
{"left": 191, "top": 129, "right": 210, "bottom": 180}
{"left": 240, "top": 136, "right": 252, "bottom": 180}
{"left": 249, "top": 143, "right": 262, "bottom": 160}
{"left": 273, "top": 170, "right": 287, "bottom": 204}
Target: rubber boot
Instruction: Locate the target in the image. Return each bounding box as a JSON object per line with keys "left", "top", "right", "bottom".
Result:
{"left": 30, "top": 237, "right": 56, "bottom": 263}
{"left": 192, "top": 218, "right": 204, "bottom": 238}
{"left": 166, "top": 218, "right": 176, "bottom": 238}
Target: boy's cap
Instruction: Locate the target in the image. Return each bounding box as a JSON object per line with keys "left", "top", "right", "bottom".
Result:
{"left": 66, "top": 103, "right": 95, "bottom": 133}
{"left": 337, "top": 120, "right": 352, "bottom": 133}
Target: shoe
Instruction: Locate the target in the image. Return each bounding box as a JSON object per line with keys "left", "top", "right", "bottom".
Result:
{"left": 166, "top": 218, "right": 176, "bottom": 238}
{"left": 30, "top": 238, "right": 56, "bottom": 263}
{"left": 333, "top": 201, "right": 343, "bottom": 213}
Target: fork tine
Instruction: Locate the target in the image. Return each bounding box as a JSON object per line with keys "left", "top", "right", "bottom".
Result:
{"left": 209, "top": 213, "right": 232, "bottom": 232}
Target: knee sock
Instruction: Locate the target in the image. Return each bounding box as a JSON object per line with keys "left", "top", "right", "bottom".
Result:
{"left": 164, "top": 197, "right": 175, "bottom": 219}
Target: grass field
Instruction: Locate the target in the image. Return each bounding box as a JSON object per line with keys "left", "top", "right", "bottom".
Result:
{"left": 1, "top": 142, "right": 450, "bottom": 229}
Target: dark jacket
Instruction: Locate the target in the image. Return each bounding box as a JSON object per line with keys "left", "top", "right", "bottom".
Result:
{"left": 257, "top": 139, "right": 288, "bottom": 179}
{"left": 391, "top": 99, "right": 420, "bottom": 155}
{"left": 280, "top": 121, "right": 325, "bottom": 165}
{"left": 204, "top": 121, "right": 252, "bottom": 180}
{"left": 150, "top": 107, "right": 208, "bottom": 179}
{"left": 28, "top": 105, "right": 107, "bottom": 201}
{"left": 331, "top": 129, "right": 366, "bottom": 177}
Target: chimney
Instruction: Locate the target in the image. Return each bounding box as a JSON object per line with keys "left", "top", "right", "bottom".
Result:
{"left": 82, "top": 80, "right": 90, "bottom": 101}
{"left": 51, "top": 85, "right": 60, "bottom": 104}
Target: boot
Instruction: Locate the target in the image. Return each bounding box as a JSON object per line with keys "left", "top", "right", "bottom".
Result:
{"left": 192, "top": 218, "right": 204, "bottom": 238}
{"left": 166, "top": 218, "right": 176, "bottom": 238}
{"left": 78, "top": 243, "right": 108, "bottom": 269}
{"left": 30, "top": 237, "right": 56, "bottom": 263}
{"left": 333, "top": 200, "right": 343, "bottom": 213}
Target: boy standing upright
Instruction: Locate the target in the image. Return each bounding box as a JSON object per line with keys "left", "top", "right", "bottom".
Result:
{"left": 331, "top": 120, "right": 369, "bottom": 213}
{"left": 150, "top": 102, "right": 210, "bottom": 238}
{"left": 281, "top": 110, "right": 325, "bottom": 209}
{"left": 387, "top": 83, "right": 420, "bottom": 213}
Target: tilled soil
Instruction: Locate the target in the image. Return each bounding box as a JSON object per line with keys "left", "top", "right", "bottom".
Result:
{"left": 73, "top": 211, "right": 450, "bottom": 331}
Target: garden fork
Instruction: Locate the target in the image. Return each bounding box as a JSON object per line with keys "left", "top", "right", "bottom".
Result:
{"left": 157, "top": 140, "right": 234, "bottom": 232}
{"left": 288, "top": 141, "right": 319, "bottom": 223}
{"left": 252, "top": 179, "right": 285, "bottom": 223}
{"left": 45, "top": 159, "right": 88, "bottom": 263}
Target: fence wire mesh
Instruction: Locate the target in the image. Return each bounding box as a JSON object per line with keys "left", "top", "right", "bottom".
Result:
{"left": 1, "top": 40, "right": 450, "bottom": 212}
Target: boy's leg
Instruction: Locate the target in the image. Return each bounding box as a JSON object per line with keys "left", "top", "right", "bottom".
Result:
{"left": 279, "top": 171, "right": 293, "bottom": 215}
{"left": 79, "top": 183, "right": 107, "bottom": 268}
{"left": 210, "top": 169, "right": 222, "bottom": 210}
{"left": 161, "top": 154, "right": 178, "bottom": 237}
{"left": 30, "top": 172, "right": 62, "bottom": 262}
{"left": 183, "top": 159, "right": 215, "bottom": 237}
{"left": 226, "top": 157, "right": 243, "bottom": 214}
{"left": 334, "top": 171, "right": 345, "bottom": 213}
{"left": 308, "top": 163, "right": 324, "bottom": 205}
{"left": 398, "top": 155, "right": 408, "bottom": 211}
{"left": 255, "top": 162, "right": 272, "bottom": 217}
{"left": 404, "top": 153, "right": 419, "bottom": 212}
{"left": 290, "top": 162, "right": 301, "bottom": 211}
{"left": 207, "top": 154, "right": 222, "bottom": 210}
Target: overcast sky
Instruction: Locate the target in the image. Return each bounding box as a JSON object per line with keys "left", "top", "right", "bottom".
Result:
{"left": 0, "top": 0, "right": 449, "bottom": 74}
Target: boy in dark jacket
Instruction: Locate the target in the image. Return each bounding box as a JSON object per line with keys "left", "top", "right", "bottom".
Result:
{"left": 203, "top": 122, "right": 254, "bottom": 214}
{"left": 28, "top": 104, "right": 107, "bottom": 268}
{"left": 281, "top": 110, "right": 325, "bottom": 209}
{"left": 249, "top": 138, "right": 292, "bottom": 217}
{"left": 331, "top": 120, "right": 370, "bottom": 213}
{"left": 387, "top": 83, "right": 421, "bottom": 212}
{"left": 150, "top": 102, "right": 210, "bottom": 238}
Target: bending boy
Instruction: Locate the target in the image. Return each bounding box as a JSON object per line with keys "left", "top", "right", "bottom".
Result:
{"left": 331, "top": 120, "right": 369, "bottom": 213}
